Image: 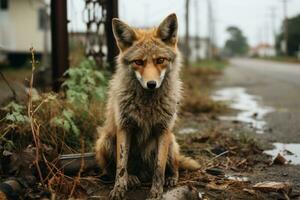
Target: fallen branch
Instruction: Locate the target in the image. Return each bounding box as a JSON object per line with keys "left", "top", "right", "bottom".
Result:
{"left": 205, "top": 150, "right": 229, "bottom": 166}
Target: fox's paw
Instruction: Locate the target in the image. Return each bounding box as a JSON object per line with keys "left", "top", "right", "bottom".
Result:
{"left": 109, "top": 184, "right": 127, "bottom": 200}
{"left": 164, "top": 176, "right": 178, "bottom": 187}
{"left": 109, "top": 173, "right": 128, "bottom": 200}
{"left": 146, "top": 186, "right": 163, "bottom": 200}
{"left": 128, "top": 175, "right": 141, "bottom": 189}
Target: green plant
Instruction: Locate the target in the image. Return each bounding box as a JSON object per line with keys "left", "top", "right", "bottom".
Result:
{"left": 50, "top": 109, "right": 81, "bottom": 148}
{"left": 0, "top": 101, "right": 29, "bottom": 151}
{"left": 62, "top": 59, "right": 108, "bottom": 109}
{"left": 3, "top": 101, "right": 29, "bottom": 125}
{"left": 50, "top": 109, "right": 80, "bottom": 136}
{"left": 0, "top": 58, "right": 108, "bottom": 153}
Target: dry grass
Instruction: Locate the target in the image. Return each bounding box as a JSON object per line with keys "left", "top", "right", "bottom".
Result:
{"left": 0, "top": 94, "right": 105, "bottom": 153}
{"left": 181, "top": 61, "right": 227, "bottom": 114}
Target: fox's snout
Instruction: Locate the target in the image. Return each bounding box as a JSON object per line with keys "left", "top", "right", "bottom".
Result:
{"left": 134, "top": 66, "right": 166, "bottom": 90}
{"left": 146, "top": 80, "right": 157, "bottom": 89}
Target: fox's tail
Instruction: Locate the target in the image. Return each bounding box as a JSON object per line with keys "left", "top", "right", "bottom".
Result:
{"left": 178, "top": 155, "right": 201, "bottom": 170}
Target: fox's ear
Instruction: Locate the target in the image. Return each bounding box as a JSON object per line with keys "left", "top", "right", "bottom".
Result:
{"left": 112, "top": 18, "right": 137, "bottom": 50}
{"left": 156, "top": 13, "right": 178, "bottom": 46}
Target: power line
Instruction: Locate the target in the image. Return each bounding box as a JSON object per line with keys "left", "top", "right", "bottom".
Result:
{"left": 269, "top": 6, "right": 277, "bottom": 46}
{"left": 185, "top": 0, "right": 190, "bottom": 65}
{"left": 281, "top": 0, "right": 289, "bottom": 55}
{"left": 207, "top": 0, "right": 214, "bottom": 59}
{"left": 194, "top": 0, "right": 201, "bottom": 60}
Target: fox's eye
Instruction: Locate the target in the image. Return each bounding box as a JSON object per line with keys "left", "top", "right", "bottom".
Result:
{"left": 134, "top": 60, "right": 144, "bottom": 66}
{"left": 156, "top": 58, "right": 165, "bottom": 64}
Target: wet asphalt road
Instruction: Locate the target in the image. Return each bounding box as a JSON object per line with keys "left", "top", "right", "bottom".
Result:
{"left": 216, "top": 58, "right": 300, "bottom": 143}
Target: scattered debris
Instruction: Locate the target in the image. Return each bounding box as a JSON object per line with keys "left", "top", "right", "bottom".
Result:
{"left": 58, "top": 153, "right": 99, "bottom": 176}
{"left": 210, "top": 146, "right": 228, "bottom": 155}
{"left": 0, "top": 179, "right": 22, "bottom": 200}
{"left": 205, "top": 167, "right": 225, "bottom": 176}
{"left": 198, "top": 192, "right": 204, "bottom": 200}
{"left": 253, "top": 181, "right": 293, "bottom": 194}
{"left": 179, "top": 127, "right": 199, "bottom": 135}
{"left": 189, "top": 136, "right": 210, "bottom": 143}
{"left": 243, "top": 188, "right": 256, "bottom": 195}
{"left": 264, "top": 143, "right": 300, "bottom": 165}
{"left": 226, "top": 175, "right": 249, "bottom": 182}
{"left": 271, "top": 153, "right": 288, "bottom": 165}
{"left": 206, "top": 181, "right": 230, "bottom": 191}
{"left": 162, "top": 185, "right": 200, "bottom": 200}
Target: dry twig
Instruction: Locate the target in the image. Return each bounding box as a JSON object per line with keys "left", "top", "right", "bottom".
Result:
{"left": 27, "top": 47, "right": 44, "bottom": 185}
{"left": 69, "top": 138, "right": 85, "bottom": 197}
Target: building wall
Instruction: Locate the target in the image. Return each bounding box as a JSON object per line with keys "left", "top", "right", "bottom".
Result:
{"left": 178, "top": 37, "right": 208, "bottom": 62}
{"left": 189, "top": 39, "right": 208, "bottom": 62}
{"left": 257, "top": 48, "right": 276, "bottom": 57}
{"left": 0, "top": 0, "right": 49, "bottom": 53}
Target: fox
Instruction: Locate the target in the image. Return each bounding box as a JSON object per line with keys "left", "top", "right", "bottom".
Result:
{"left": 95, "top": 13, "right": 200, "bottom": 200}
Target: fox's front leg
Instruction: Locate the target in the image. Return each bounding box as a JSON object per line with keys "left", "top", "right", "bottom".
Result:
{"left": 148, "top": 130, "right": 171, "bottom": 200}
{"left": 109, "top": 128, "right": 131, "bottom": 200}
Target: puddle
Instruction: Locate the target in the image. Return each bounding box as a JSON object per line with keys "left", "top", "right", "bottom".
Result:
{"left": 264, "top": 143, "right": 300, "bottom": 165}
{"left": 212, "top": 87, "right": 274, "bottom": 134}
{"left": 178, "top": 127, "right": 198, "bottom": 134}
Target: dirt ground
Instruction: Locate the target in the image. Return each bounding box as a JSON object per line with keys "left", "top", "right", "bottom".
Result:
{"left": 87, "top": 114, "right": 300, "bottom": 200}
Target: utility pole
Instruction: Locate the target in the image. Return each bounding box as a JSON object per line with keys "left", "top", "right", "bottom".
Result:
{"left": 264, "top": 19, "right": 270, "bottom": 57}
{"left": 195, "top": 0, "right": 201, "bottom": 61}
{"left": 206, "top": 0, "right": 214, "bottom": 59}
{"left": 51, "top": 0, "right": 69, "bottom": 92}
{"left": 185, "top": 0, "right": 190, "bottom": 66}
{"left": 264, "top": 19, "right": 269, "bottom": 45}
{"left": 282, "top": 0, "right": 288, "bottom": 55}
{"left": 42, "top": 3, "right": 50, "bottom": 70}
{"left": 270, "top": 7, "right": 277, "bottom": 46}
{"left": 105, "top": 0, "right": 119, "bottom": 72}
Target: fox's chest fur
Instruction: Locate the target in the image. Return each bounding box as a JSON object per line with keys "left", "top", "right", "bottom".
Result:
{"left": 111, "top": 68, "right": 181, "bottom": 145}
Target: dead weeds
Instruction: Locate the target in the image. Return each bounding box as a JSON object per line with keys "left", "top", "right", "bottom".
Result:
{"left": 181, "top": 63, "right": 227, "bottom": 115}
{"left": 0, "top": 49, "right": 107, "bottom": 199}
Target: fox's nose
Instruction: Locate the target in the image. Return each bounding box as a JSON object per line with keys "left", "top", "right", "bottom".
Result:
{"left": 147, "top": 80, "right": 157, "bottom": 89}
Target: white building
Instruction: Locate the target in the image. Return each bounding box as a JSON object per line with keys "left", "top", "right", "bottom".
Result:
{"left": 0, "top": 0, "right": 50, "bottom": 65}
{"left": 178, "top": 36, "right": 209, "bottom": 62}
{"left": 249, "top": 43, "right": 276, "bottom": 58}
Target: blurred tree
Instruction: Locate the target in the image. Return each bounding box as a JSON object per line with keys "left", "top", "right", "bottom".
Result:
{"left": 224, "top": 26, "right": 249, "bottom": 56}
{"left": 276, "top": 14, "right": 300, "bottom": 56}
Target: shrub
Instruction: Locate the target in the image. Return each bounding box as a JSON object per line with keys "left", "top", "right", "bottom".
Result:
{"left": 0, "top": 59, "right": 109, "bottom": 153}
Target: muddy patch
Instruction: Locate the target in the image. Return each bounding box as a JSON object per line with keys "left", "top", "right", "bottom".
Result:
{"left": 212, "top": 87, "right": 274, "bottom": 134}
{"left": 265, "top": 143, "right": 300, "bottom": 165}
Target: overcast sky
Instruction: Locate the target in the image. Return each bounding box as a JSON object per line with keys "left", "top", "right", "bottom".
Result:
{"left": 68, "top": 0, "right": 300, "bottom": 47}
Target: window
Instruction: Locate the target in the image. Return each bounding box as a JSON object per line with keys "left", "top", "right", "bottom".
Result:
{"left": 38, "top": 8, "right": 47, "bottom": 30}
{"left": 0, "top": 0, "right": 9, "bottom": 10}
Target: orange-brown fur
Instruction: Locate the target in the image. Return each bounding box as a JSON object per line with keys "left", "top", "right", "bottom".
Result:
{"left": 95, "top": 13, "right": 200, "bottom": 200}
